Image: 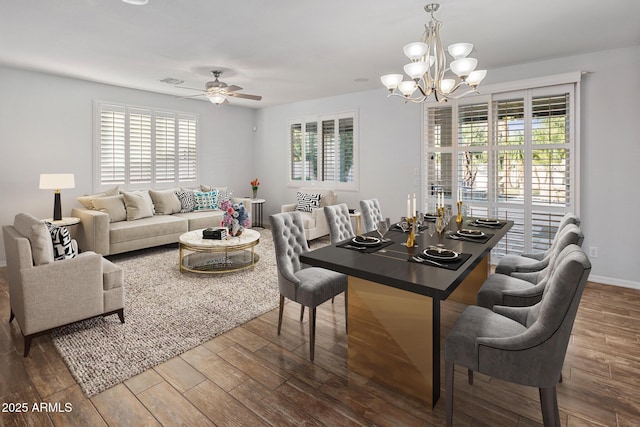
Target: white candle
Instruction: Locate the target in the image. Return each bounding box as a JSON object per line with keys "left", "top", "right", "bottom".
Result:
{"left": 407, "top": 194, "right": 410, "bottom": 219}
{"left": 413, "top": 193, "right": 416, "bottom": 217}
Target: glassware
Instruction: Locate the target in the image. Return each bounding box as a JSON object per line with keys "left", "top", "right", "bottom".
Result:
{"left": 427, "top": 221, "right": 435, "bottom": 238}
{"left": 376, "top": 219, "right": 391, "bottom": 242}
{"left": 436, "top": 210, "right": 448, "bottom": 246}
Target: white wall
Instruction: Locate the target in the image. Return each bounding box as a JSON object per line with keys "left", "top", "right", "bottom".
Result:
{"left": 0, "top": 66, "right": 256, "bottom": 264}
{"left": 255, "top": 46, "right": 640, "bottom": 288}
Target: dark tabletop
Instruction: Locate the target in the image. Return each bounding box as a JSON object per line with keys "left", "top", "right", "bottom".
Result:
{"left": 300, "top": 219, "right": 513, "bottom": 301}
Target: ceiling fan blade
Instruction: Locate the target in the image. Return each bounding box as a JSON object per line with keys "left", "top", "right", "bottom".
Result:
{"left": 228, "top": 92, "right": 262, "bottom": 101}
{"left": 176, "top": 86, "right": 206, "bottom": 91}
{"left": 225, "top": 85, "right": 242, "bottom": 92}
{"left": 177, "top": 93, "right": 206, "bottom": 99}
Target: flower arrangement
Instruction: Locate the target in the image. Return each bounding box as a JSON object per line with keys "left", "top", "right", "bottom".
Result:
{"left": 220, "top": 199, "right": 251, "bottom": 236}
{"left": 250, "top": 178, "right": 260, "bottom": 199}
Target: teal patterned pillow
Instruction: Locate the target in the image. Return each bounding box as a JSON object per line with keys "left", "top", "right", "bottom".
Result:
{"left": 193, "top": 190, "right": 218, "bottom": 211}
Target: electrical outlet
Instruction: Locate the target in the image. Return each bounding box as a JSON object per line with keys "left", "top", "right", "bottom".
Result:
{"left": 588, "top": 246, "right": 598, "bottom": 258}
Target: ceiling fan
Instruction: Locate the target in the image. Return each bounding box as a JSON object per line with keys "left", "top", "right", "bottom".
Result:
{"left": 179, "top": 70, "right": 262, "bottom": 105}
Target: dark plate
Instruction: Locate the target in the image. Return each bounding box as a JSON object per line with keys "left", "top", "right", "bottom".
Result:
{"left": 352, "top": 236, "right": 381, "bottom": 246}
{"left": 457, "top": 229, "right": 485, "bottom": 238}
{"left": 475, "top": 218, "right": 501, "bottom": 225}
{"left": 423, "top": 248, "right": 459, "bottom": 261}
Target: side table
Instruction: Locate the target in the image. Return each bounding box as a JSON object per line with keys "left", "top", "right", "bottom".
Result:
{"left": 44, "top": 217, "right": 80, "bottom": 227}
{"left": 349, "top": 211, "right": 362, "bottom": 235}
{"left": 249, "top": 198, "right": 266, "bottom": 229}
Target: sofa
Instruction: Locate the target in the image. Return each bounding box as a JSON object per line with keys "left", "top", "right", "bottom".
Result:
{"left": 3, "top": 213, "right": 124, "bottom": 356}
{"left": 71, "top": 186, "right": 252, "bottom": 256}
{"left": 281, "top": 187, "right": 336, "bottom": 241}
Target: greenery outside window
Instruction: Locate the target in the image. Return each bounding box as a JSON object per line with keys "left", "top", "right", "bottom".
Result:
{"left": 289, "top": 112, "right": 358, "bottom": 190}
{"left": 95, "top": 102, "right": 198, "bottom": 191}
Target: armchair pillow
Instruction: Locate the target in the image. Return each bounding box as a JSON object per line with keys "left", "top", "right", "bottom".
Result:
{"left": 45, "top": 221, "right": 78, "bottom": 260}
{"left": 92, "top": 195, "right": 127, "bottom": 223}
{"left": 13, "top": 213, "right": 54, "bottom": 266}
{"left": 296, "top": 192, "right": 321, "bottom": 212}
{"left": 122, "top": 191, "right": 155, "bottom": 220}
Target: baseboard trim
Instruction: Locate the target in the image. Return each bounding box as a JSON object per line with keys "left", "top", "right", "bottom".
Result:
{"left": 589, "top": 275, "right": 640, "bottom": 290}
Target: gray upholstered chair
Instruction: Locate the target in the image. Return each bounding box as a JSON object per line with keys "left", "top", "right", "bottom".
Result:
{"left": 359, "top": 198, "right": 384, "bottom": 233}
{"left": 269, "top": 211, "right": 347, "bottom": 361}
{"left": 495, "top": 213, "right": 582, "bottom": 275}
{"left": 3, "top": 213, "right": 125, "bottom": 356}
{"left": 324, "top": 203, "right": 355, "bottom": 244}
{"left": 445, "top": 245, "right": 591, "bottom": 427}
{"left": 477, "top": 224, "right": 584, "bottom": 309}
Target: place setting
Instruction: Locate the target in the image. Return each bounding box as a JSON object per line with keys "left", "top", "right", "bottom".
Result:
{"left": 448, "top": 227, "right": 493, "bottom": 244}
{"left": 407, "top": 245, "right": 472, "bottom": 270}
{"left": 467, "top": 217, "right": 507, "bottom": 229}
{"left": 337, "top": 234, "right": 394, "bottom": 253}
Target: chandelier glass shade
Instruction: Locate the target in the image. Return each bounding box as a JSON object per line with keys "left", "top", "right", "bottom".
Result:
{"left": 381, "top": 3, "right": 487, "bottom": 103}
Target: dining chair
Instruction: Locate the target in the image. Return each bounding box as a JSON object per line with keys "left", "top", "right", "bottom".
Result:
{"left": 269, "top": 211, "right": 348, "bottom": 361}
{"left": 477, "top": 224, "right": 584, "bottom": 308}
{"left": 444, "top": 244, "right": 591, "bottom": 427}
{"left": 359, "top": 198, "right": 384, "bottom": 233}
{"left": 495, "top": 213, "right": 582, "bottom": 275}
{"left": 324, "top": 203, "right": 356, "bottom": 244}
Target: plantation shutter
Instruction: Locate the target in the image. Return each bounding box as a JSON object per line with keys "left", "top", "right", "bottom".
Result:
{"left": 290, "top": 123, "right": 303, "bottom": 181}
{"left": 99, "top": 106, "right": 126, "bottom": 186}
{"left": 338, "top": 117, "right": 354, "bottom": 183}
{"left": 178, "top": 115, "right": 197, "bottom": 181}
{"left": 322, "top": 119, "right": 335, "bottom": 181}
{"left": 128, "top": 109, "right": 152, "bottom": 184}
{"left": 155, "top": 114, "right": 176, "bottom": 183}
{"left": 305, "top": 122, "right": 318, "bottom": 181}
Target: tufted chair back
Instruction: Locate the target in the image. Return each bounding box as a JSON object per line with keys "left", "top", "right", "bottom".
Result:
{"left": 359, "top": 199, "right": 384, "bottom": 233}
{"left": 324, "top": 203, "right": 355, "bottom": 244}
{"left": 269, "top": 212, "right": 310, "bottom": 298}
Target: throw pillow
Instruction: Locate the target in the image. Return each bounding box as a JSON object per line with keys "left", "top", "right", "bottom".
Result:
{"left": 193, "top": 190, "right": 218, "bottom": 211}
{"left": 92, "top": 195, "right": 127, "bottom": 223}
{"left": 149, "top": 189, "right": 182, "bottom": 215}
{"left": 45, "top": 222, "right": 78, "bottom": 261}
{"left": 296, "top": 192, "right": 321, "bottom": 212}
{"left": 122, "top": 191, "right": 155, "bottom": 220}
{"left": 77, "top": 185, "right": 120, "bottom": 209}
{"left": 13, "top": 213, "right": 54, "bottom": 265}
{"left": 175, "top": 189, "right": 196, "bottom": 213}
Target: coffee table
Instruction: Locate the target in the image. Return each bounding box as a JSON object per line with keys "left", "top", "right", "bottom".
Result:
{"left": 179, "top": 228, "right": 260, "bottom": 274}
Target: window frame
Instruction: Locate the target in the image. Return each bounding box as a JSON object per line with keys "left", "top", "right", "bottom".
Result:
{"left": 287, "top": 110, "right": 359, "bottom": 191}
{"left": 422, "top": 73, "right": 581, "bottom": 257}
{"left": 93, "top": 100, "right": 199, "bottom": 192}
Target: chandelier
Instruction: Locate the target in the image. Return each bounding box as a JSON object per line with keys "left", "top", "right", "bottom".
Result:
{"left": 380, "top": 3, "right": 487, "bottom": 103}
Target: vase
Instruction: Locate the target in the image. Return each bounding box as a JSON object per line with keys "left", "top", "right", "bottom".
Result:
{"left": 252, "top": 188, "right": 258, "bottom": 199}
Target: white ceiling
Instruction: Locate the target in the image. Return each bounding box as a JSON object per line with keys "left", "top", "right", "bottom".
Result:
{"left": 1, "top": 0, "right": 638, "bottom": 108}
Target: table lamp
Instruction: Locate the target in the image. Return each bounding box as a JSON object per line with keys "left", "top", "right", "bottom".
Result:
{"left": 39, "top": 173, "right": 75, "bottom": 221}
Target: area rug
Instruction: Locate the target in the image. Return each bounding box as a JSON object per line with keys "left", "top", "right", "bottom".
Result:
{"left": 51, "top": 228, "right": 314, "bottom": 397}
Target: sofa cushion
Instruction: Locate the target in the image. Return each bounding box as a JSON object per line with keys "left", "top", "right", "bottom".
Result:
{"left": 296, "top": 192, "right": 321, "bottom": 212}
{"left": 176, "top": 189, "right": 196, "bottom": 213}
{"left": 92, "top": 195, "right": 127, "bottom": 223}
{"left": 77, "top": 185, "right": 120, "bottom": 209}
{"left": 173, "top": 210, "right": 225, "bottom": 230}
{"left": 193, "top": 190, "right": 218, "bottom": 211}
{"left": 14, "top": 213, "right": 54, "bottom": 265}
{"left": 109, "top": 215, "right": 187, "bottom": 244}
{"left": 122, "top": 191, "right": 155, "bottom": 220}
{"left": 45, "top": 222, "right": 78, "bottom": 261}
{"left": 149, "top": 189, "right": 182, "bottom": 215}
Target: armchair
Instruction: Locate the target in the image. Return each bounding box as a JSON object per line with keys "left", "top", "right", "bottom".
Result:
{"left": 280, "top": 187, "right": 337, "bottom": 241}
{"left": 3, "top": 213, "right": 125, "bottom": 356}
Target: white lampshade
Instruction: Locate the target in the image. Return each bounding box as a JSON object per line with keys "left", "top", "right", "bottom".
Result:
{"left": 398, "top": 80, "right": 417, "bottom": 96}
{"left": 403, "top": 42, "right": 428, "bottom": 60}
{"left": 440, "top": 79, "right": 456, "bottom": 94}
{"left": 466, "top": 69, "right": 487, "bottom": 86}
{"left": 209, "top": 94, "right": 227, "bottom": 104}
{"left": 403, "top": 62, "right": 430, "bottom": 80}
{"left": 39, "top": 173, "right": 75, "bottom": 190}
{"left": 450, "top": 58, "right": 478, "bottom": 77}
{"left": 448, "top": 43, "right": 473, "bottom": 60}
{"left": 380, "top": 74, "right": 404, "bottom": 90}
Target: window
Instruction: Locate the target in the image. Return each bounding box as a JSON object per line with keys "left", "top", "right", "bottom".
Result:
{"left": 288, "top": 112, "right": 357, "bottom": 189}
{"left": 424, "top": 76, "right": 580, "bottom": 258}
{"left": 95, "top": 102, "right": 198, "bottom": 190}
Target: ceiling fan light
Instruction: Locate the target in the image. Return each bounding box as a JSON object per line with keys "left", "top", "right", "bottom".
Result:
{"left": 403, "top": 42, "right": 428, "bottom": 60}
{"left": 209, "top": 94, "right": 227, "bottom": 104}
{"left": 398, "top": 80, "right": 417, "bottom": 96}
{"left": 467, "top": 69, "right": 487, "bottom": 86}
{"left": 380, "top": 74, "right": 404, "bottom": 90}
{"left": 450, "top": 58, "right": 478, "bottom": 77}
{"left": 448, "top": 43, "right": 473, "bottom": 60}
{"left": 404, "top": 62, "right": 430, "bottom": 80}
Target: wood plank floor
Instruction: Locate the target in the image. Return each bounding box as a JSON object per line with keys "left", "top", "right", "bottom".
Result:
{"left": 1, "top": 266, "right": 639, "bottom": 426}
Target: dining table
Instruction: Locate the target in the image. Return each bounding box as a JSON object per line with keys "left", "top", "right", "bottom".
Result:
{"left": 300, "top": 218, "right": 513, "bottom": 407}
